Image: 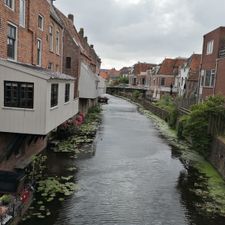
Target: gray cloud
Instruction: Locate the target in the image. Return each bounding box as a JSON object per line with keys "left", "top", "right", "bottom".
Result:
{"left": 55, "top": 0, "right": 225, "bottom": 69}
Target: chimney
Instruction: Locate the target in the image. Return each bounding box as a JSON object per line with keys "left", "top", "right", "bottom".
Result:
{"left": 84, "top": 36, "right": 88, "bottom": 43}
{"left": 90, "top": 44, "right": 94, "bottom": 49}
{"left": 68, "top": 14, "right": 74, "bottom": 24}
{"left": 79, "top": 28, "right": 84, "bottom": 38}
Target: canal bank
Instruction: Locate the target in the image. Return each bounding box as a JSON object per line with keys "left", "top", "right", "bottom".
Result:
{"left": 20, "top": 95, "right": 225, "bottom": 225}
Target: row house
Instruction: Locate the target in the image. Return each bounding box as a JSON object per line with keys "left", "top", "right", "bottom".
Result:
{"left": 129, "top": 62, "right": 156, "bottom": 88}
{"left": 177, "top": 54, "right": 201, "bottom": 97}
{"left": 199, "top": 27, "right": 225, "bottom": 100}
{"left": 0, "top": 0, "right": 78, "bottom": 172}
{"left": 55, "top": 9, "right": 102, "bottom": 114}
{"left": 150, "top": 58, "right": 187, "bottom": 99}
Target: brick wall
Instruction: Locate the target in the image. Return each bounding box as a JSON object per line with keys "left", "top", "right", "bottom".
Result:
{"left": 0, "top": 0, "right": 62, "bottom": 72}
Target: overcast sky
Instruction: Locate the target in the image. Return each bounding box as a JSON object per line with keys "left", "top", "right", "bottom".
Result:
{"left": 55, "top": 0, "right": 225, "bottom": 69}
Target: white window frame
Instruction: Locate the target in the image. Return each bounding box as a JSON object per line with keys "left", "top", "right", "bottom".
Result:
{"left": 49, "top": 26, "right": 53, "bottom": 52}
{"left": 7, "top": 22, "right": 17, "bottom": 61}
{"left": 19, "top": 0, "right": 26, "bottom": 27}
{"left": 203, "top": 69, "right": 215, "bottom": 87}
{"left": 206, "top": 40, "right": 214, "bottom": 55}
{"left": 37, "top": 39, "right": 42, "bottom": 66}
{"left": 55, "top": 30, "right": 60, "bottom": 55}
{"left": 38, "top": 14, "right": 44, "bottom": 31}
{"left": 4, "top": 0, "right": 15, "bottom": 11}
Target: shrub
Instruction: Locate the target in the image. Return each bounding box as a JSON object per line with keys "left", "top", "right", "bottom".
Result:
{"left": 180, "top": 95, "right": 225, "bottom": 157}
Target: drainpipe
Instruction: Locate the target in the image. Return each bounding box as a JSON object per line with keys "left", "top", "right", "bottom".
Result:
{"left": 213, "top": 58, "right": 220, "bottom": 96}
{"left": 27, "top": 0, "right": 34, "bottom": 64}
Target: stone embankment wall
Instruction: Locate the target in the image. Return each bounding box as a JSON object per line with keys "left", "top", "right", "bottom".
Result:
{"left": 210, "top": 137, "right": 225, "bottom": 179}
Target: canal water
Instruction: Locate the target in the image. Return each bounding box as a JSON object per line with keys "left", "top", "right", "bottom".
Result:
{"left": 20, "top": 95, "right": 225, "bottom": 225}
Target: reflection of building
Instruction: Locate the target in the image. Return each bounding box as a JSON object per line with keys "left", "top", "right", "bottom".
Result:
{"left": 150, "top": 58, "right": 187, "bottom": 99}
{"left": 177, "top": 54, "right": 201, "bottom": 97}
{"left": 199, "top": 27, "right": 225, "bottom": 100}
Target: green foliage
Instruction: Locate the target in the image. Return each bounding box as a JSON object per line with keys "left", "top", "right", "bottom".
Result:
{"left": 117, "top": 76, "right": 129, "bottom": 84}
{"left": 132, "top": 90, "right": 141, "bottom": 100}
{"left": 155, "top": 95, "right": 178, "bottom": 128}
{"left": 0, "top": 194, "right": 12, "bottom": 205}
{"left": 179, "top": 95, "right": 225, "bottom": 157}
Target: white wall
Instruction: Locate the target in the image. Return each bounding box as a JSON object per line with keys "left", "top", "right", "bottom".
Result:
{"left": 98, "top": 76, "right": 106, "bottom": 96}
{"left": 0, "top": 65, "right": 47, "bottom": 134}
{"left": 79, "top": 62, "right": 99, "bottom": 99}
{"left": 0, "top": 63, "right": 78, "bottom": 135}
{"left": 178, "top": 66, "right": 189, "bottom": 96}
{"left": 45, "top": 80, "right": 78, "bottom": 133}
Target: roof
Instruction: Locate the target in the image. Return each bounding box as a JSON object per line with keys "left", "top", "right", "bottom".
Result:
{"left": 158, "top": 58, "right": 187, "bottom": 75}
{"left": 0, "top": 59, "right": 75, "bottom": 81}
{"left": 54, "top": 7, "right": 88, "bottom": 57}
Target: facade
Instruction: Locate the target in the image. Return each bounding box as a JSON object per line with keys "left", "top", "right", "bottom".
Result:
{"left": 0, "top": 0, "right": 78, "bottom": 172}
{"left": 199, "top": 27, "right": 225, "bottom": 100}
{"left": 129, "top": 62, "right": 156, "bottom": 88}
{"left": 55, "top": 9, "right": 101, "bottom": 114}
{"left": 177, "top": 54, "right": 201, "bottom": 97}
{"left": 150, "top": 58, "right": 187, "bottom": 99}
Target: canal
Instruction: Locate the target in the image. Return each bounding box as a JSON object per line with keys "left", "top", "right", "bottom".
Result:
{"left": 20, "top": 95, "right": 225, "bottom": 225}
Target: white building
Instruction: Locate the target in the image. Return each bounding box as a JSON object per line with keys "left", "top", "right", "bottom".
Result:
{"left": 0, "top": 59, "right": 78, "bottom": 135}
{"left": 177, "top": 62, "right": 189, "bottom": 96}
{"left": 98, "top": 76, "right": 107, "bottom": 96}
{"left": 78, "top": 62, "right": 99, "bottom": 113}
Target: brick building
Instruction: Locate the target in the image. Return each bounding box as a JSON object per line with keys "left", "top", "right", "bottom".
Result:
{"left": 129, "top": 62, "right": 156, "bottom": 88}
{"left": 0, "top": 0, "right": 78, "bottom": 172}
{"left": 55, "top": 9, "right": 101, "bottom": 114}
{"left": 150, "top": 58, "right": 187, "bottom": 99}
{"left": 199, "top": 27, "right": 225, "bottom": 100}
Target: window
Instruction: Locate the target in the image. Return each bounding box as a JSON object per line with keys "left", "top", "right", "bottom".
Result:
{"left": 66, "top": 57, "right": 71, "bottom": 69}
{"left": 204, "top": 69, "right": 215, "bottom": 87}
{"left": 206, "top": 40, "right": 214, "bottom": 55}
{"left": 4, "top": 81, "right": 34, "bottom": 109}
{"left": 7, "top": 24, "right": 17, "bottom": 60}
{"left": 4, "top": 0, "right": 14, "bottom": 10}
{"left": 37, "top": 39, "right": 42, "bottom": 66}
{"left": 48, "top": 62, "right": 53, "bottom": 70}
{"left": 51, "top": 84, "right": 58, "bottom": 107}
{"left": 65, "top": 83, "right": 70, "bottom": 103}
{"left": 38, "top": 15, "right": 44, "bottom": 30}
{"left": 56, "top": 31, "right": 60, "bottom": 54}
{"left": 160, "top": 78, "right": 165, "bottom": 86}
{"left": 49, "top": 26, "right": 53, "bottom": 51}
{"left": 19, "top": 0, "right": 26, "bottom": 27}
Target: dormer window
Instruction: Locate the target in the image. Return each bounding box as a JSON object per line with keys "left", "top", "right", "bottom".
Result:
{"left": 206, "top": 40, "right": 214, "bottom": 55}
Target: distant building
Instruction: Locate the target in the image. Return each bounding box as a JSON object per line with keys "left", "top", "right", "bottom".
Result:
{"left": 150, "top": 58, "right": 187, "bottom": 99}
{"left": 129, "top": 62, "right": 156, "bottom": 88}
{"left": 177, "top": 54, "right": 201, "bottom": 97}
